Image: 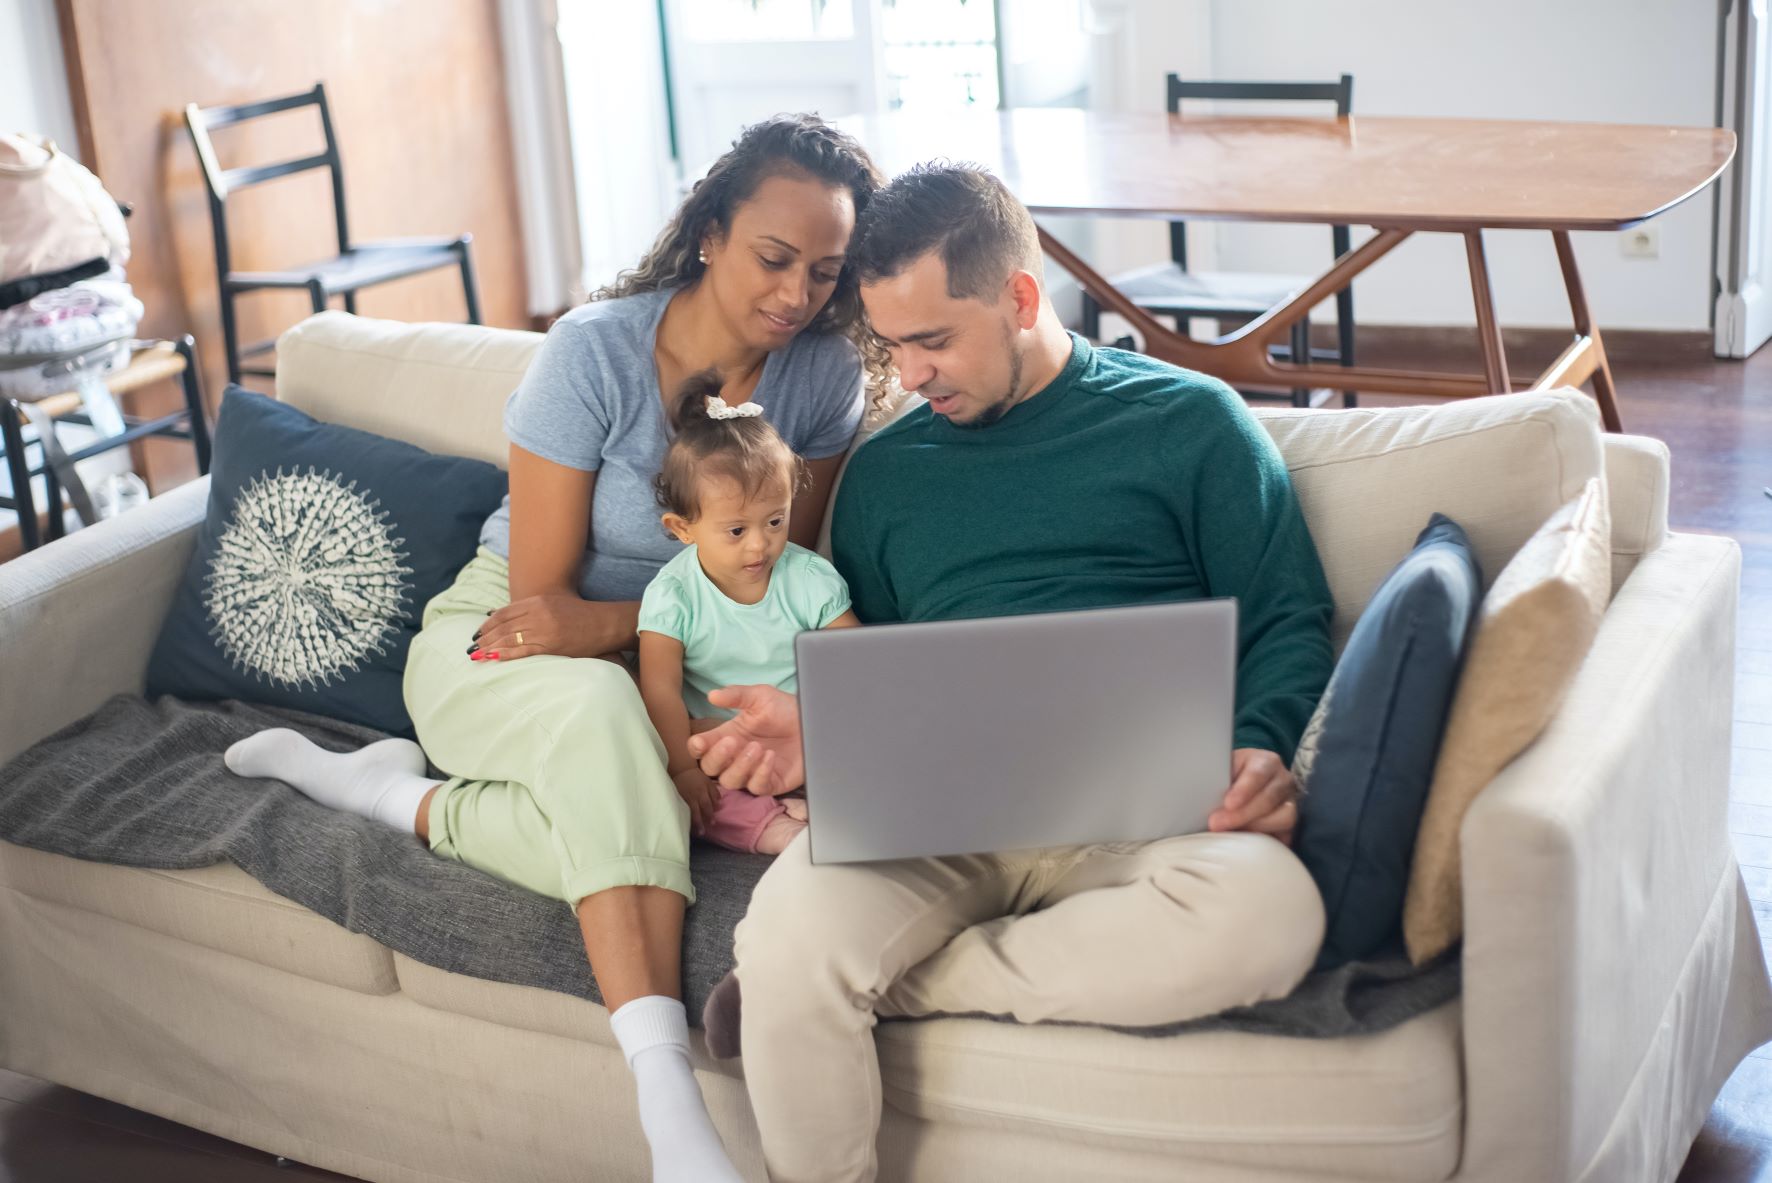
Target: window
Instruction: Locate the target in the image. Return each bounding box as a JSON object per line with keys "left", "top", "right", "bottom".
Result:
{"left": 880, "top": 0, "right": 1000, "bottom": 111}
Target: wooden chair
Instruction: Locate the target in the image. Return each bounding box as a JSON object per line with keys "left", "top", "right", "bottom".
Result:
{"left": 1, "top": 336, "right": 211, "bottom": 552}
{"left": 1081, "top": 75, "right": 1358, "bottom": 407}
{"left": 184, "top": 82, "right": 481, "bottom": 386}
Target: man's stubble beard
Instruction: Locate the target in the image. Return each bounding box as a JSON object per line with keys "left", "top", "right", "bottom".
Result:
{"left": 952, "top": 322, "right": 1024, "bottom": 431}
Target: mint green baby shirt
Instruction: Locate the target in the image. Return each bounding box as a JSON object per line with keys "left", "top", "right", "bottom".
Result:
{"left": 638, "top": 542, "right": 852, "bottom": 720}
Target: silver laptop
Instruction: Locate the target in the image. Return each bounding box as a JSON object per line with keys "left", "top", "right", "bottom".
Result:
{"left": 794, "top": 599, "right": 1237, "bottom": 864}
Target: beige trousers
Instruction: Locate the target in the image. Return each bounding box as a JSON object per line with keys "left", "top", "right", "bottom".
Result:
{"left": 733, "top": 829, "right": 1325, "bottom": 1183}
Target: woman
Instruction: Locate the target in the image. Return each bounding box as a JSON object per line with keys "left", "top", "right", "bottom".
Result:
{"left": 224, "top": 114, "right": 885, "bottom": 1182}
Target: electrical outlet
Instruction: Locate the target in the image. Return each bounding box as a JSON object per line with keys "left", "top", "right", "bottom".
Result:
{"left": 1621, "top": 226, "right": 1660, "bottom": 259}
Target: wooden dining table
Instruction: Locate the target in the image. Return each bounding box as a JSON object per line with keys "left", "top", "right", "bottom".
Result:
{"left": 838, "top": 108, "right": 1737, "bottom": 431}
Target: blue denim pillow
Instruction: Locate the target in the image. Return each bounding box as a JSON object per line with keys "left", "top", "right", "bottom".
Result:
{"left": 1293, "top": 514, "right": 1481, "bottom": 968}
{"left": 146, "top": 387, "right": 508, "bottom": 735}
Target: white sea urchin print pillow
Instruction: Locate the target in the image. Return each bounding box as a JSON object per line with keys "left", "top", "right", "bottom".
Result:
{"left": 204, "top": 468, "right": 414, "bottom": 689}
{"left": 145, "top": 386, "right": 507, "bottom": 735}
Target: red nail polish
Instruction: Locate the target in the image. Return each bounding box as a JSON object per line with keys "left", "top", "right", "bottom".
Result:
{"left": 485, "top": 651, "right": 502, "bottom": 660}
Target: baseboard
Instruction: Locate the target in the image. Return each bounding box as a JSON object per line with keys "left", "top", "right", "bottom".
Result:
{"left": 1341, "top": 324, "right": 1715, "bottom": 369}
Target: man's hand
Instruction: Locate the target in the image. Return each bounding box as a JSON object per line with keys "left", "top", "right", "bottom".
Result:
{"left": 473, "top": 594, "right": 630, "bottom": 662}
{"left": 1207, "top": 748, "right": 1299, "bottom": 846}
{"left": 685, "top": 685, "right": 805, "bottom": 797}
{"left": 672, "top": 767, "right": 721, "bottom": 833}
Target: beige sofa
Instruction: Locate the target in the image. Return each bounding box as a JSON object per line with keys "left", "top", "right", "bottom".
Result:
{"left": 2, "top": 311, "right": 1769, "bottom": 1183}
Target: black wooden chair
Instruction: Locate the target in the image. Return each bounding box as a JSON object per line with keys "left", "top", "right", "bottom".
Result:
{"left": 184, "top": 83, "right": 481, "bottom": 386}
{"left": 1081, "top": 75, "right": 1357, "bottom": 407}
{"left": 1, "top": 336, "right": 211, "bottom": 552}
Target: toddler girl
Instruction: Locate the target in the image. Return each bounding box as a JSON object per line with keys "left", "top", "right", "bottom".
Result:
{"left": 638, "top": 370, "right": 858, "bottom": 855}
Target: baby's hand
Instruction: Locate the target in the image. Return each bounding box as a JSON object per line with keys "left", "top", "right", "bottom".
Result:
{"left": 672, "top": 767, "right": 720, "bottom": 833}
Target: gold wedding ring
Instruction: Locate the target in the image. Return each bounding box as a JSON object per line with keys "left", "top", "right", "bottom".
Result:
{"left": 515, "top": 631, "right": 524, "bottom": 646}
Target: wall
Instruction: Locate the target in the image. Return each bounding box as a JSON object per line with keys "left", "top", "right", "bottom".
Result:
{"left": 1, "top": 0, "right": 78, "bottom": 152}
{"left": 1091, "top": 0, "right": 1724, "bottom": 332}
{"left": 55, "top": 0, "right": 530, "bottom": 463}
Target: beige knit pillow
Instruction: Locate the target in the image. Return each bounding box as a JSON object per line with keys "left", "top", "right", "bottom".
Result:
{"left": 1402, "top": 478, "right": 1612, "bottom": 964}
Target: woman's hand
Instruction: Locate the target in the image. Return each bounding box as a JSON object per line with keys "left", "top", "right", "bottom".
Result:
{"left": 672, "top": 766, "right": 721, "bottom": 833}
{"left": 471, "top": 594, "right": 636, "bottom": 662}
{"left": 1207, "top": 748, "right": 1300, "bottom": 846}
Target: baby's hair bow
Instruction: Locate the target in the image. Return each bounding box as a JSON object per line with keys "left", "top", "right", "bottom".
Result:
{"left": 706, "top": 396, "right": 765, "bottom": 421}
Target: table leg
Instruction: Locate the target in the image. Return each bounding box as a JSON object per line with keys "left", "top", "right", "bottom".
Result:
{"left": 1036, "top": 225, "right": 1498, "bottom": 397}
{"left": 1464, "top": 231, "right": 1511, "bottom": 393}
{"left": 1551, "top": 231, "right": 1623, "bottom": 432}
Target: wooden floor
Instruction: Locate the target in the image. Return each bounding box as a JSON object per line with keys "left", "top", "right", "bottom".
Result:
{"left": 1, "top": 329, "right": 1769, "bottom": 1180}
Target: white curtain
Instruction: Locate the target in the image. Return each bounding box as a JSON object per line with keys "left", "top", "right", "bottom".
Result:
{"left": 497, "top": 0, "right": 678, "bottom": 316}
{"left": 556, "top": 0, "right": 679, "bottom": 299}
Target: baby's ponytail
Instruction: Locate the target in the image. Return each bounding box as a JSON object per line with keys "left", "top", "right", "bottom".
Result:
{"left": 654, "top": 369, "right": 807, "bottom": 521}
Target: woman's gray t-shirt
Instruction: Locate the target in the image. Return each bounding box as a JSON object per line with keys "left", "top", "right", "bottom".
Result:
{"left": 478, "top": 286, "right": 865, "bottom": 602}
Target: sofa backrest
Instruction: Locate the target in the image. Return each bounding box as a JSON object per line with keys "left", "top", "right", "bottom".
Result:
{"left": 279, "top": 311, "right": 537, "bottom": 469}
{"left": 277, "top": 313, "right": 1664, "bottom": 646}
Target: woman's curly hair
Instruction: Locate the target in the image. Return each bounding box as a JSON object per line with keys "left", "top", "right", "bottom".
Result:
{"left": 593, "top": 113, "right": 895, "bottom": 410}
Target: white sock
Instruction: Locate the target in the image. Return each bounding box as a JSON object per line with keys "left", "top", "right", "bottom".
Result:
{"left": 224, "top": 728, "right": 439, "bottom": 833}
{"left": 609, "top": 996, "right": 742, "bottom": 1183}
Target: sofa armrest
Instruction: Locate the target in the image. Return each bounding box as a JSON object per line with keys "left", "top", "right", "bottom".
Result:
{"left": 1457, "top": 532, "right": 1767, "bottom": 1180}
{"left": 0, "top": 479, "right": 208, "bottom": 767}
{"left": 1601, "top": 433, "right": 1670, "bottom": 593}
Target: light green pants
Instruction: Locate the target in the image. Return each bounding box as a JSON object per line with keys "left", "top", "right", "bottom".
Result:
{"left": 403, "top": 549, "right": 693, "bottom": 906}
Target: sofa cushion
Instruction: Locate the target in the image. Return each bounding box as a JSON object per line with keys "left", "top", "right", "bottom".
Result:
{"left": 145, "top": 388, "right": 509, "bottom": 735}
{"left": 275, "top": 316, "right": 1619, "bottom": 631}
{"left": 1601, "top": 434, "right": 1670, "bottom": 592}
{"left": 0, "top": 839, "right": 398, "bottom": 995}
{"left": 388, "top": 950, "right": 745, "bottom": 1079}
{"left": 1404, "top": 478, "right": 1613, "bottom": 964}
{"left": 384, "top": 931, "right": 1458, "bottom": 1178}
{"left": 276, "top": 311, "right": 541, "bottom": 469}
{"left": 1294, "top": 514, "right": 1482, "bottom": 968}
{"left": 1253, "top": 388, "right": 1602, "bottom": 651}
{"left": 875, "top": 1001, "right": 1462, "bottom": 1180}
{"left": 821, "top": 388, "right": 1600, "bottom": 635}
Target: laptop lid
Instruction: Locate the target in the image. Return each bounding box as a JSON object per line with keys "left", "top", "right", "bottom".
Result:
{"left": 794, "top": 599, "right": 1237, "bottom": 864}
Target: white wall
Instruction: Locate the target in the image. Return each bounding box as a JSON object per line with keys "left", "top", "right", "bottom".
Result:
{"left": 0, "top": 0, "right": 79, "bottom": 156}
{"left": 1090, "top": 0, "right": 1724, "bottom": 332}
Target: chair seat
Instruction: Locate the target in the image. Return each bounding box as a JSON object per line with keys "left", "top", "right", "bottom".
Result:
{"left": 226, "top": 236, "right": 467, "bottom": 295}
{"left": 1106, "top": 261, "right": 1313, "bottom": 319}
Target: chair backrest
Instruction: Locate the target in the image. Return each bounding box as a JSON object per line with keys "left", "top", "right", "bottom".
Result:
{"left": 1162, "top": 74, "right": 1354, "bottom": 269}
{"left": 182, "top": 83, "right": 349, "bottom": 279}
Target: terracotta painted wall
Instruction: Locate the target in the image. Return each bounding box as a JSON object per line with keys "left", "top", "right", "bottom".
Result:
{"left": 56, "top": 0, "right": 528, "bottom": 486}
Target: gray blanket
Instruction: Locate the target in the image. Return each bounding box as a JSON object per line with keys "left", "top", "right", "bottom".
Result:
{"left": 0, "top": 694, "right": 1458, "bottom": 1036}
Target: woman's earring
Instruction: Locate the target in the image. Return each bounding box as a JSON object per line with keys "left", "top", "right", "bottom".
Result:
{"left": 698, "top": 250, "right": 709, "bottom": 265}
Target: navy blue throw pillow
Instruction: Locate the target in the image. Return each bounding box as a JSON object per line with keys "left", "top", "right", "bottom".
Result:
{"left": 146, "top": 386, "right": 508, "bottom": 735}
{"left": 1293, "top": 514, "right": 1481, "bottom": 969}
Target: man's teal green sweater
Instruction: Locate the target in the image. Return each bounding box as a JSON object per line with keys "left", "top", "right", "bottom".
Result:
{"left": 830, "top": 334, "right": 1334, "bottom": 763}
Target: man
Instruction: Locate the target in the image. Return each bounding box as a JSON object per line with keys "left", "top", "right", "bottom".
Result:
{"left": 690, "top": 164, "right": 1334, "bottom": 1182}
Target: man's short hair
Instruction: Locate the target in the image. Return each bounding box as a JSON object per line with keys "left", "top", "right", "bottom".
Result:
{"left": 848, "top": 163, "right": 1042, "bottom": 301}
